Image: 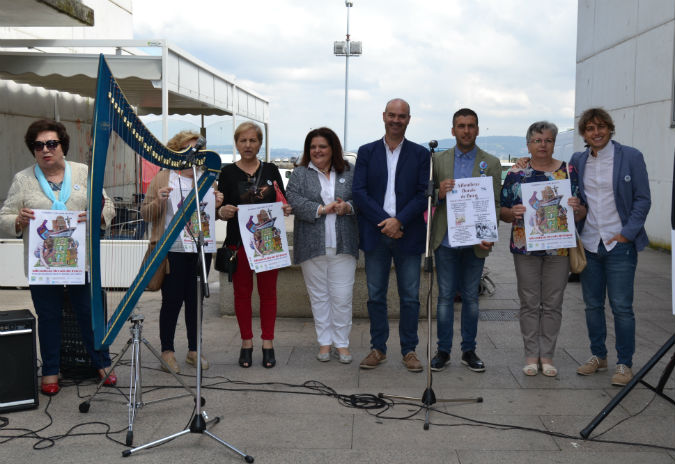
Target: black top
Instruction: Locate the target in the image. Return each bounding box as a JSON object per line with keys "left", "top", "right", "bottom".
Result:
{"left": 217, "top": 161, "right": 285, "bottom": 246}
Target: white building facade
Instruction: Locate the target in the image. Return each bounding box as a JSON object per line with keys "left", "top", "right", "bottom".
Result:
{"left": 576, "top": 0, "right": 674, "bottom": 248}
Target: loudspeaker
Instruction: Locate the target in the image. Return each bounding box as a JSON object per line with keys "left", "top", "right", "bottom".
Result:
{"left": 0, "top": 309, "right": 39, "bottom": 413}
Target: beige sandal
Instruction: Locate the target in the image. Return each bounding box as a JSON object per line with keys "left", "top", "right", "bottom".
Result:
{"left": 522, "top": 363, "right": 538, "bottom": 376}
{"left": 541, "top": 363, "right": 558, "bottom": 377}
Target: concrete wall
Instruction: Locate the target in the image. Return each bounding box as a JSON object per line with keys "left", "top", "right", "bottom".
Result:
{"left": 575, "top": 0, "right": 675, "bottom": 248}
{"left": 0, "top": 0, "right": 133, "bottom": 45}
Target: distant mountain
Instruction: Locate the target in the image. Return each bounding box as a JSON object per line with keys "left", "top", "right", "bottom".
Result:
{"left": 428, "top": 131, "right": 575, "bottom": 162}
{"left": 430, "top": 136, "right": 527, "bottom": 160}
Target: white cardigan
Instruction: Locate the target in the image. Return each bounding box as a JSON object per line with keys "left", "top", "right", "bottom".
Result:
{"left": 0, "top": 161, "right": 115, "bottom": 276}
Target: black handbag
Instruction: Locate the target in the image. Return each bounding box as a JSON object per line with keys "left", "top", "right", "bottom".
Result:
{"left": 215, "top": 245, "right": 237, "bottom": 282}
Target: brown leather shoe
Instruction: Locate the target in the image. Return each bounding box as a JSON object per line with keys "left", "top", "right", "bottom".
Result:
{"left": 402, "top": 351, "right": 423, "bottom": 372}
{"left": 359, "top": 349, "right": 387, "bottom": 369}
{"left": 161, "top": 350, "right": 180, "bottom": 374}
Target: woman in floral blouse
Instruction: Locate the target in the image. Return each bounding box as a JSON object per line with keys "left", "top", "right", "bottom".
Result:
{"left": 500, "top": 121, "right": 586, "bottom": 377}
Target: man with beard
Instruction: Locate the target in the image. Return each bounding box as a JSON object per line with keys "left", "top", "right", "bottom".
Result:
{"left": 428, "top": 108, "right": 500, "bottom": 373}
{"left": 352, "top": 98, "right": 430, "bottom": 372}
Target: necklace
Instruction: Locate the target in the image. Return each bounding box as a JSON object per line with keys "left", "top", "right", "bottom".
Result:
{"left": 237, "top": 159, "right": 260, "bottom": 177}
{"left": 319, "top": 165, "right": 331, "bottom": 174}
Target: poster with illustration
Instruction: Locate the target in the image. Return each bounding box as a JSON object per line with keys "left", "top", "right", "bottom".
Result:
{"left": 28, "top": 209, "right": 85, "bottom": 285}
{"left": 237, "top": 202, "right": 291, "bottom": 272}
{"left": 445, "top": 176, "right": 498, "bottom": 247}
{"left": 521, "top": 179, "right": 576, "bottom": 251}
{"left": 171, "top": 184, "right": 217, "bottom": 253}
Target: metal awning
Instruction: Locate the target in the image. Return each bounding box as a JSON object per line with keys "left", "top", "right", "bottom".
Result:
{"left": 0, "top": 39, "right": 270, "bottom": 151}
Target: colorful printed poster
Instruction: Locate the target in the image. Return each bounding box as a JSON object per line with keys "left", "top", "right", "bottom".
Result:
{"left": 445, "top": 176, "right": 499, "bottom": 247}
{"left": 237, "top": 202, "right": 291, "bottom": 273}
{"left": 521, "top": 179, "right": 576, "bottom": 251}
{"left": 172, "top": 185, "right": 217, "bottom": 253}
{"left": 28, "top": 209, "right": 85, "bottom": 285}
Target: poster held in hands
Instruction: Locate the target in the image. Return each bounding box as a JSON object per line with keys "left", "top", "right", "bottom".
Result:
{"left": 445, "top": 176, "right": 499, "bottom": 247}
{"left": 521, "top": 179, "right": 576, "bottom": 251}
{"left": 237, "top": 202, "right": 291, "bottom": 272}
{"left": 28, "top": 209, "right": 86, "bottom": 285}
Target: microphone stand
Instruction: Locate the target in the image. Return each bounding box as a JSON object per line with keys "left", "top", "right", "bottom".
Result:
{"left": 124, "top": 142, "right": 254, "bottom": 462}
{"left": 379, "top": 140, "right": 483, "bottom": 430}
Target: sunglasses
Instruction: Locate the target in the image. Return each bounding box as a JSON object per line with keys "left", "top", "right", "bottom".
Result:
{"left": 33, "top": 140, "right": 61, "bottom": 151}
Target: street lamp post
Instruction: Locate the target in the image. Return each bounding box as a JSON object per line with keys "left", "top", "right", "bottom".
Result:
{"left": 334, "top": 1, "right": 361, "bottom": 151}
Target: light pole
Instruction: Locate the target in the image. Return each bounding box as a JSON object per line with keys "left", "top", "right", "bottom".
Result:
{"left": 334, "top": 1, "right": 361, "bottom": 151}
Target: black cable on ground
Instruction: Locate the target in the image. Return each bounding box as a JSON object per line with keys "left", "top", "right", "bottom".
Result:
{"left": 0, "top": 371, "right": 672, "bottom": 453}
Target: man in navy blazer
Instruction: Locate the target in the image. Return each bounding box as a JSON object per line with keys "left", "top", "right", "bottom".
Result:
{"left": 352, "top": 98, "right": 430, "bottom": 372}
{"left": 569, "top": 108, "right": 651, "bottom": 387}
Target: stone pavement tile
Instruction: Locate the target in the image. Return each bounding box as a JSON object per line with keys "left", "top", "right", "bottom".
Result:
{"left": 542, "top": 414, "right": 675, "bottom": 453}
{"left": 425, "top": 363, "right": 521, "bottom": 390}
{"left": 456, "top": 450, "right": 675, "bottom": 464}
{"left": 420, "top": 388, "right": 625, "bottom": 417}
{"left": 197, "top": 411, "right": 355, "bottom": 451}
{"left": 243, "top": 448, "right": 461, "bottom": 464}
{"left": 353, "top": 412, "right": 559, "bottom": 451}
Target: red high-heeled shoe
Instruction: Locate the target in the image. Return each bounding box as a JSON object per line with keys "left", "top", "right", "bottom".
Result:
{"left": 41, "top": 382, "right": 60, "bottom": 396}
{"left": 99, "top": 370, "right": 117, "bottom": 386}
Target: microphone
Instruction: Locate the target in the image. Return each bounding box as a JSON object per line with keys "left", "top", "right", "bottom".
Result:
{"left": 429, "top": 140, "right": 438, "bottom": 152}
{"left": 183, "top": 136, "right": 207, "bottom": 167}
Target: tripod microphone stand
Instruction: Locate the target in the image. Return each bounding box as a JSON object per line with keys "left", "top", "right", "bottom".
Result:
{"left": 80, "top": 312, "right": 198, "bottom": 446}
{"left": 124, "top": 141, "right": 254, "bottom": 462}
{"left": 379, "top": 140, "right": 483, "bottom": 430}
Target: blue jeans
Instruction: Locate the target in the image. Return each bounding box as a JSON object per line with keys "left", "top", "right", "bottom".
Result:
{"left": 30, "top": 282, "right": 111, "bottom": 376}
{"left": 435, "top": 245, "right": 485, "bottom": 353}
{"left": 580, "top": 241, "right": 637, "bottom": 367}
{"left": 364, "top": 236, "right": 421, "bottom": 355}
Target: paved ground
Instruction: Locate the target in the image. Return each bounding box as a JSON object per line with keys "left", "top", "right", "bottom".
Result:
{"left": 0, "top": 223, "right": 673, "bottom": 464}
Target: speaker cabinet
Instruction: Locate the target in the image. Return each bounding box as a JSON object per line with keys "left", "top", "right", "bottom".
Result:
{"left": 0, "top": 310, "right": 38, "bottom": 413}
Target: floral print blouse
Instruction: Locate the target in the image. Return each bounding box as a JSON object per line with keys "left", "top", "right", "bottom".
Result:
{"left": 500, "top": 160, "right": 580, "bottom": 256}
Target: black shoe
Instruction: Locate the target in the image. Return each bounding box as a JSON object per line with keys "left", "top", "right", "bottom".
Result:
{"left": 262, "top": 348, "right": 276, "bottom": 368}
{"left": 461, "top": 350, "right": 485, "bottom": 372}
{"left": 430, "top": 351, "right": 450, "bottom": 371}
{"left": 238, "top": 347, "right": 253, "bottom": 368}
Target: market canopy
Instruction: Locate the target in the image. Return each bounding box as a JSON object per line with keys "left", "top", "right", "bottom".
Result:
{"left": 0, "top": 39, "right": 269, "bottom": 124}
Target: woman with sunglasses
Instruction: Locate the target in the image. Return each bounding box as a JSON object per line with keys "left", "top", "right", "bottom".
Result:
{"left": 0, "top": 119, "right": 117, "bottom": 396}
{"left": 217, "top": 122, "right": 292, "bottom": 368}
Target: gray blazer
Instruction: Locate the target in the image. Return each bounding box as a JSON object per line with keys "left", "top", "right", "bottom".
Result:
{"left": 286, "top": 163, "right": 359, "bottom": 264}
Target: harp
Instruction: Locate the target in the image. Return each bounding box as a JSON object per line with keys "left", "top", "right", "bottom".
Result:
{"left": 88, "top": 55, "right": 221, "bottom": 349}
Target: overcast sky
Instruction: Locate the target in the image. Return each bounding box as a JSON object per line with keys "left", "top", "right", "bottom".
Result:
{"left": 133, "top": 0, "right": 578, "bottom": 151}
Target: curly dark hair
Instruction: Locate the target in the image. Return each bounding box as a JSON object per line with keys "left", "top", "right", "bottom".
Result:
{"left": 299, "top": 127, "right": 348, "bottom": 174}
{"left": 577, "top": 107, "right": 615, "bottom": 137}
{"left": 24, "top": 119, "right": 70, "bottom": 157}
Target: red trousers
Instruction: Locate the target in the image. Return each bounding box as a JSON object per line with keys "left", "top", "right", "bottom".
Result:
{"left": 232, "top": 245, "right": 278, "bottom": 341}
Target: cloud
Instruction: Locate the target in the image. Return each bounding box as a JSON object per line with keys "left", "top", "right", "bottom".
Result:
{"left": 133, "top": 0, "right": 578, "bottom": 150}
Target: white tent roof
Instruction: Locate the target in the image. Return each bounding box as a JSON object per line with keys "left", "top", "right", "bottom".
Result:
{"left": 0, "top": 39, "right": 269, "bottom": 122}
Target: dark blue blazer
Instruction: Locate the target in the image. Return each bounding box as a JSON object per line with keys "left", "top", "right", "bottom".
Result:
{"left": 352, "top": 138, "right": 430, "bottom": 254}
{"left": 570, "top": 140, "right": 651, "bottom": 251}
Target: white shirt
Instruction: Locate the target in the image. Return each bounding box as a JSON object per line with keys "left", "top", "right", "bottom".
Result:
{"left": 383, "top": 137, "right": 403, "bottom": 218}
{"left": 309, "top": 162, "right": 337, "bottom": 249}
{"left": 580, "top": 142, "right": 623, "bottom": 252}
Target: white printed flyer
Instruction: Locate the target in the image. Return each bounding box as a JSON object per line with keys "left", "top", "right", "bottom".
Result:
{"left": 521, "top": 179, "right": 576, "bottom": 251}
{"left": 28, "top": 209, "right": 86, "bottom": 285}
{"left": 445, "top": 176, "right": 498, "bottom": 247}
{"left": 237, "top": 202, "right": 291, "bottom": 272}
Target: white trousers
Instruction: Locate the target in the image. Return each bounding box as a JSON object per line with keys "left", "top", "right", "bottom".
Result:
{"left": 300, "top": 248, "right": 357, "bottom": 348}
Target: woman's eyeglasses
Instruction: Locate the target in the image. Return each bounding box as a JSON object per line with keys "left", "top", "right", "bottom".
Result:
{"left": 32, "top": 140, "right": 61, "bottom": 151}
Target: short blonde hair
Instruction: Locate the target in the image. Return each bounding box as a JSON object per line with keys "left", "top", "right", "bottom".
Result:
{"left": 167, "top": 130, "right": 201, "bottom": 151}
{"left": 234, "top": 122, "right": 263, "bottom": 143}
